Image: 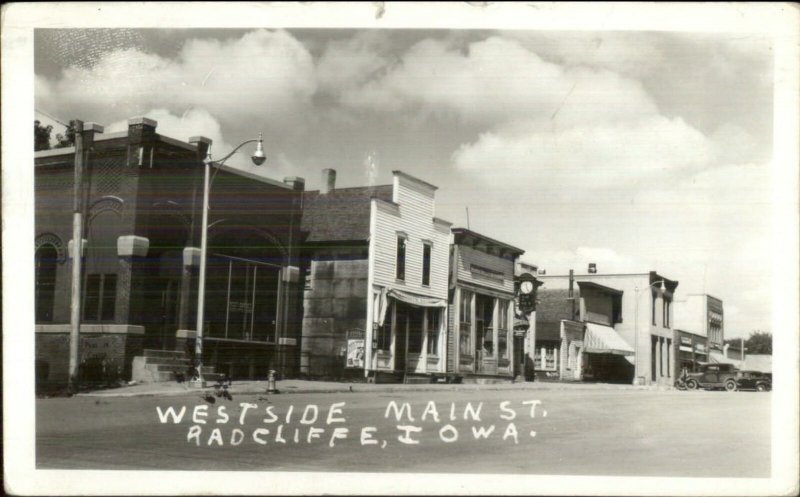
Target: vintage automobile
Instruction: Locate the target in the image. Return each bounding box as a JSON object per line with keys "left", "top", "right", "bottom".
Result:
{"left": 735, "top": 370, "right": 772, "bottom": 392}
{"left": 683, "top": 363, "right": 739, "bottom": 391}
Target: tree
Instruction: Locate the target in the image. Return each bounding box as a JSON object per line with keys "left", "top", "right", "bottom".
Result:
{"left": 725, "top": 331, "right": 772, "bottom": 355}
{"left": 34, "top": 120, "right": 52, "bottom": 151}
{"left": 745, "top": 330, "right": 772, "bottom": 355}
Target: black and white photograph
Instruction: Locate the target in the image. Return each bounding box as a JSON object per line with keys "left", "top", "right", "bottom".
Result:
{"left": 3, "top": 2, "right": 799, "bottom": 495}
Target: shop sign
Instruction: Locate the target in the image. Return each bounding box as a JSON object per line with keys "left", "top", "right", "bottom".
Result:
{"left": 695, "top": 343, "right": 706, "bottom": 353}
{"left": 680, "top": 336, "right": 692, "bottom": 345}
{"left": 679, "top": 345, "right": 693, "bottom": 353}
{"left": 345, "top": 329, "right": 365, "bottom": 369}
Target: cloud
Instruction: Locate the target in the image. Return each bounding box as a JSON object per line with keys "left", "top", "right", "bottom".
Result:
{"left": 316, "top": 31, "right": 393, "bottom": 96}
{"left": 452, "top": 115, "right": 714, "bottom": 191}
{"left": 506, "top": 31, "right": 667, "bottom": 80}
{"left": 534, "top": 247, "right": 648, "bottom": 275}
{"left": 338, "top": 36, "right": 659, "bottom": 127}
{"left": 107, "top": 108, "right": 225, "bottom": 147}
{"left": 36, "top": 29, "right": 316, "bottom": 131}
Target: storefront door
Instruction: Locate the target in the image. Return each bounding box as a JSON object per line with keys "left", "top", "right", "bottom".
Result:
{"left": 474, "top": 294, "right": 496, "bottom": 374}
{"left": 394, "top": 301, "right": 426, "bottom": 373}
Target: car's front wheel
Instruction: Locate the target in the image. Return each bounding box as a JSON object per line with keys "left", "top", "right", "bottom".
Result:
{"left": 725, "top": 380, "right": 737, "bottom": 392}
{"left": 756, "top": 383, "right": 769, "bottom": 392}
{"left": 686, "top": 379, "right": 698, "bottom": 390}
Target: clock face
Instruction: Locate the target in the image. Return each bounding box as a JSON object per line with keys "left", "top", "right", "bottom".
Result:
{"left": 520, "top": 281, "right": 534, "bottom": 294}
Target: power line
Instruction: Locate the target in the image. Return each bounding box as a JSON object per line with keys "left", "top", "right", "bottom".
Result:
{"left": 35, "top": 108, "right": 71, "bottom": 128}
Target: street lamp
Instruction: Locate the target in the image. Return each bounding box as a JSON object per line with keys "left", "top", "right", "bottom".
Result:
{"left": 633, "top": 279, "right": 666, "bottom": 385}
{"left": 194, "top": 134, "right": 266, "bottom": 386}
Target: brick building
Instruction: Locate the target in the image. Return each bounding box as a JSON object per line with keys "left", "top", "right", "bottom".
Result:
{"left": 34, "top": 118, "right": 304, "bottom": 389}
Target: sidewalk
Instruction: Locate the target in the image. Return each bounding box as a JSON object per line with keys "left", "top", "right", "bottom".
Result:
{"left": 77, "top": 378, "right": 670, "bottom": 398}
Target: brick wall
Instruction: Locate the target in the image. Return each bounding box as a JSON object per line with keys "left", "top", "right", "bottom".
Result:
{"left": 35, "top": 328, "right": 144, "bottom": 391}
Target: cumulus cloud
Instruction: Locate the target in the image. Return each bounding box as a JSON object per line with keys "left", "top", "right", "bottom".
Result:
{"left": 316, "top": 31, "right": 393, "bottom": 96}
{"left": 36, "top": 29, "right": 316, "bottom": 130}
{"left": 107, "top": 108, "right": 225, "bottom": 146}
{"left": 535, "top": 246, "right": 648, "bottom": 275}
{"left": 339, "top": 36, "right": 658, "bottom": 128}
{"left": 452, "top": 115, "right": 714, "bottom": 190}
{"left": 505, "top": 31, "right": 667, "bottom": 80}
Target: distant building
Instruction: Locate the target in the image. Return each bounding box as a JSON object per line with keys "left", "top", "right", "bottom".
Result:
{"left": 299, "top": 169, "right": 452, "bottom": 382}
{"left": 535, "top": 275, "right": 628, "bottom": 382}
{"left": 536, "top": 271, "right": 678, "bottom": 386}
{"left": 742, "top": 354, "right": 772, "bottom": 373}
{"left": 34, "top": 118, "right": 305, "bottom": 389}
{"left": 674, "top": 294, "right": 724, "bottom": 364}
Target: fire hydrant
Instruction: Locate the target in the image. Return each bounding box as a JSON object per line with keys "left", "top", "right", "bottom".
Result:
{"left": 266, "top": 370, "right": 279, "bottom": 394}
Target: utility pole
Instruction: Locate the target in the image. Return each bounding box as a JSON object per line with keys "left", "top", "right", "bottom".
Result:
{"left": 68, "top": 120, "right": 85, "bottom": 395}
{"left": 67, "top": 120, "right": 101, "bottom": 395}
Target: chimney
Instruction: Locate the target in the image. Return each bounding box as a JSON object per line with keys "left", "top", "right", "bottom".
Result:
{"left": 322, "top": 168, "right": 336, "bottom": 194}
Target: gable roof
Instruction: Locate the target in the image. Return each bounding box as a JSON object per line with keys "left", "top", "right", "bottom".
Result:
{"left": 301, "top": 185, "right": 393, "bottom": 243}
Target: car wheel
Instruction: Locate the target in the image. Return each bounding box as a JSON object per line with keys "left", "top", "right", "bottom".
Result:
{"left": 686, "top": 379, "right": 698, "bottom": 390}
{"left": 756, "top": 383, "right": 768, "bottom": 392}
{"left": 725, "top": 380, "right": 737, "bottom": 392}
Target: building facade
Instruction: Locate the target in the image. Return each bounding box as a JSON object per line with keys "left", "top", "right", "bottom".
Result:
{"left": 447, "top": 228, "right": 524, "bottom": 382}
{"left": 299, "top": 170, "right": 452, "bottom": 382}
{"left": 536, "top": 271, "right": 678, "bottom": 386}
{"left": 535, "top": 276, "right": 630, "bottom": 382}
{"left": 35, "top": 118, "right": 305, "bottom": 388}
{"left": 674, "top": 293, "right": 724, "bottom": 364}
{"left": 674, "top": 329, "right": 709, "bottom": 375}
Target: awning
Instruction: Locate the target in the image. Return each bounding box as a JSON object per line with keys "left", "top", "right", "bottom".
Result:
{"left": 387, "top": 289, "right": 447, "bottom": 308}
{"left": 710, "top": 351, "right": 743, "bottom": 368}
{"left": 584, "top": 323, "right": 634, "bottom": 356}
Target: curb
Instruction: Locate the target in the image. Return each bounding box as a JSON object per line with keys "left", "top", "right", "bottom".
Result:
{"left": 75, "top": 382, "right": 674, "bottom": 398}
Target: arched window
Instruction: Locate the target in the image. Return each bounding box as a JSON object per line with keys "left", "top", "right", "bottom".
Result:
{"left": 35, "top": 244, "right": 58, "bottom": 322}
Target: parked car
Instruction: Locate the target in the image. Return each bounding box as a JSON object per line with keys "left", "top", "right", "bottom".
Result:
{"left": 735, "top": 370, "right": 772, "bottom": 392}
{"left": 684, "top": 363, "right": 739, "bottom": 391}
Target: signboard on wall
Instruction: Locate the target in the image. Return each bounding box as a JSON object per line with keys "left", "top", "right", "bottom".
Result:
{"left": 345, "top": 329, "right": 365, "bottom": 369}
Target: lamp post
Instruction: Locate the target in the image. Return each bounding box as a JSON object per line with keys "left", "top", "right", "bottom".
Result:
{"left": 193, "top": 134, "right": 266, "bottom": 386}
{"left": 633, "top": 279, "right": 666, "bottom": 386}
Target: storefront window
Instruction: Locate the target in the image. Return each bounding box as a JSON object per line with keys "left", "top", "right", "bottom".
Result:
{"left": 545, "top": 348, "right": 556, "bottom": 369}
{"left": 535, "top": 346, "right": 559, "bottom": 371}
{"left": 376, "top": 324, "right": 391, "bottom": 351}
{"left": 427, "top": 309, "right": 440, "bottom": 355}
{"left": 407, "top": 306, "right": 424, "bottom": 354}
{"left": 475, "top": 294, "right": 494, "bottom": 356}
{"left": 497, "top": 300, "right": 509, "bottom": 359}
{"left": 459, "top": 290, "right": 472, "bottom": 356}
{"left": 206, "top": 255, "right": 280, "bottom": 342}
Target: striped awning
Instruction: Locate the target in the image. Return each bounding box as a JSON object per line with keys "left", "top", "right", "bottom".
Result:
{"left": 584, "top": 323, "right": 634, "bottom": 356}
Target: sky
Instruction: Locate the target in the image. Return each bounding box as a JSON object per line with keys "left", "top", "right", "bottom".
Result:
{"left": 33, "top": 26, "right": 775, "bottom": 338}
